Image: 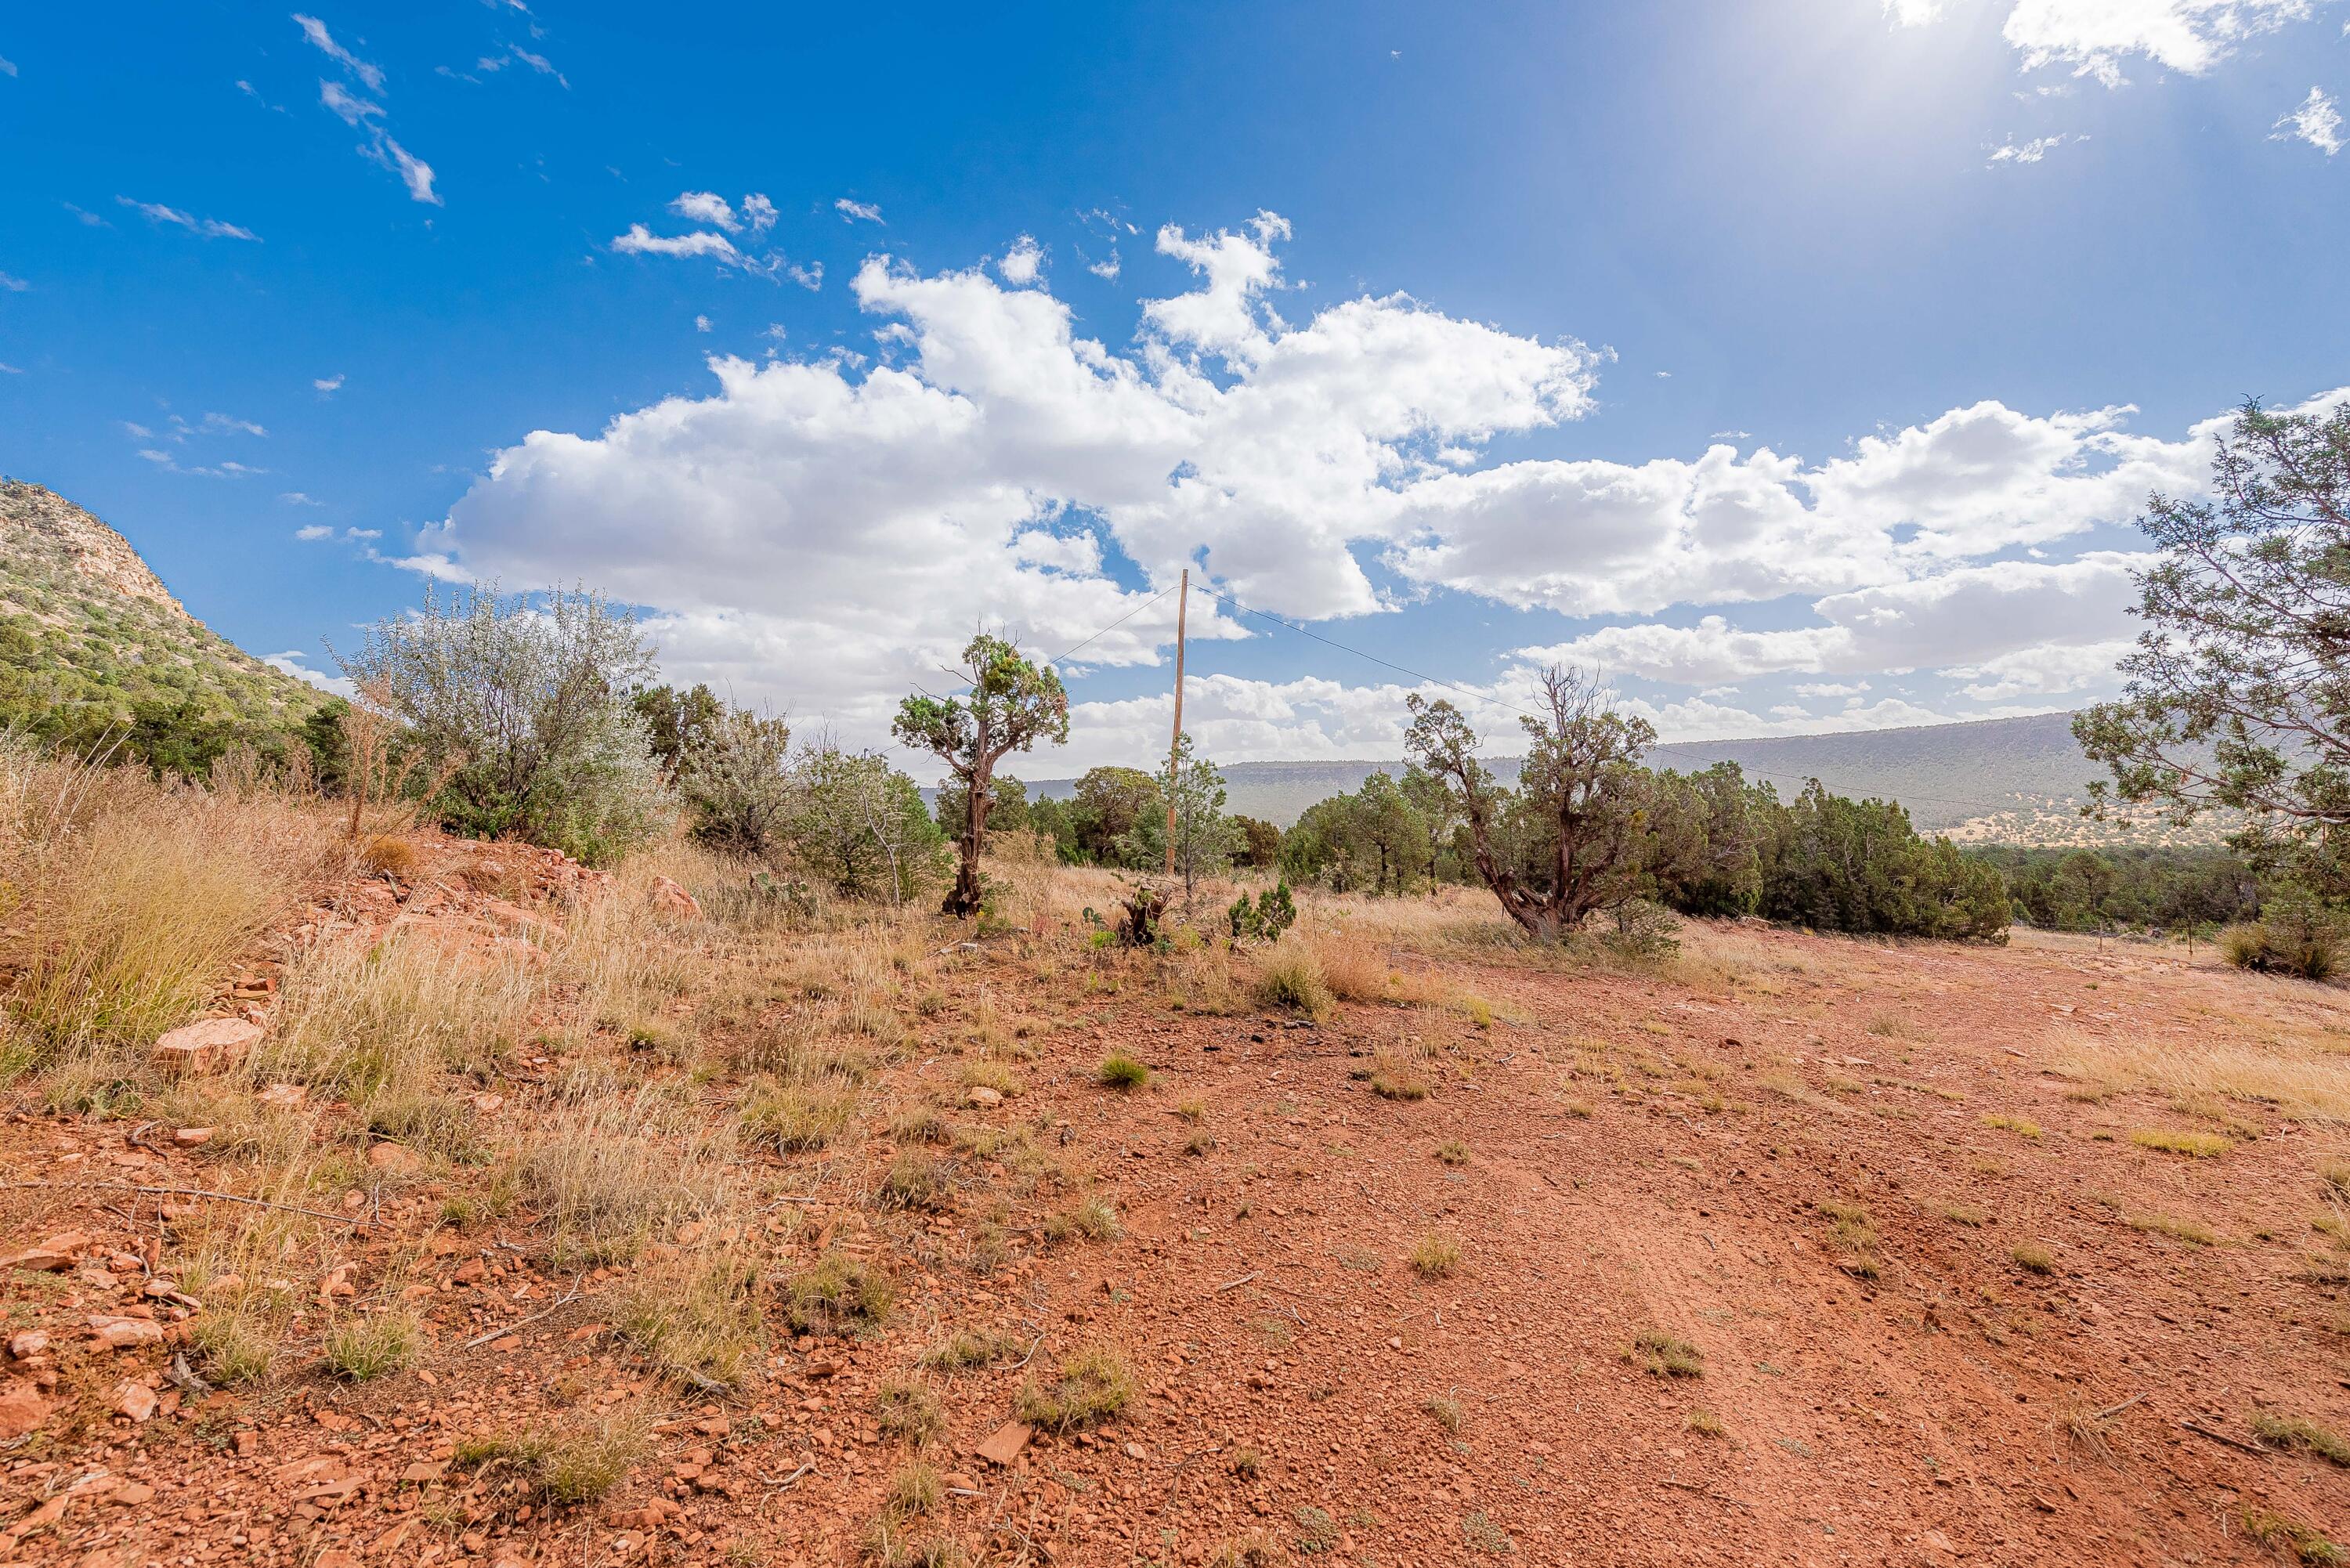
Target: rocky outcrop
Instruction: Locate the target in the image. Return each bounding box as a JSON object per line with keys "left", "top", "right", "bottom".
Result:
{"left": 0, "top": 479, "right": 186, "bottom": 616}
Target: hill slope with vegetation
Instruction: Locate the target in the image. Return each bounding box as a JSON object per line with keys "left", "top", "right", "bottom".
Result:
{"left": 0, "top": 479, "right": 327, "bottom": 768}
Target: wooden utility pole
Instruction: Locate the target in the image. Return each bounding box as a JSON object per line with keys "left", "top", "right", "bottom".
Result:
{"left": 1164, "top": 569, "right": 1188, "bottom": 876}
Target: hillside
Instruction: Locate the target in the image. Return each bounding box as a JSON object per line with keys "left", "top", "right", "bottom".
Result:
{"left": 0, "top": 479, "right": 327, "bottom": 759}
{"left": 1019, "top": 711, "right": 2196, "bottom": 843}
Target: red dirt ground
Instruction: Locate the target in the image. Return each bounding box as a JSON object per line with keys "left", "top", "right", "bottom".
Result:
{"left": 4, "top": 852, "right": 2348, "bottom": 1567}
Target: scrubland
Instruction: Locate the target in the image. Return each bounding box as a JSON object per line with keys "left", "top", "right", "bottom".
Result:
{"left": 0, "top": 751, "right": 2347, "bottom": 1567}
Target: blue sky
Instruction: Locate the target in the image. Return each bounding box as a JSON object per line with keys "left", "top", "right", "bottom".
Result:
{"left": 1, "top": 1, "right": 2344, "bottom": 770}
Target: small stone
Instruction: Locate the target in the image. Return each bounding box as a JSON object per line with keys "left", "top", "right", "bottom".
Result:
{"left": 1123, "top": 1441, "right": 1147, "bottom": 1460}
{"left": 150, "top": 1016, "right": 263, "bottom": 1077}
{"left": 109, "top": 1482, "right": 156, "bottom": 1506}
{"left": 366, "top": 1142, "right": 422, "bottom": 1172}
{"left": 974, "top": 1421, "right": 1033, "bottom": 1466}
{"left": 964, "top": 1086, "right": 1004, "bottom": 1108}
{"left": 255, "top": 1082, "right": 308, "bottom": 1110}
{"left": 110, "top": 1381, "right": 159, "bottom": 1422}
{"left": 9, "top": 1331, "right": 49, "bottom": 1359}
{"left": 943, "top": 1470, "right": 978, "bottom": 1492}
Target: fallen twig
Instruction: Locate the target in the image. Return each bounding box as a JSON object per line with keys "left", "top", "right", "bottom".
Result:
{"left": 2178, "top": 1418, "right": 2267, "bottom": 1455}
{"left": 1213, "top": 1270, "right": 1260, "bottom": 1293}
{"left": 2095, "top": 1392, "right": 2147, "bottom": 1422}
{"left": 1657, "top": 1479, "right": 1751, "bottom": 1510}
{"left": 461, "top": 1278, "right": 585, "bottom": 1350}
{"left": 761, "top": 1462, "right": 816, "bottom": 1490}
{"left": 5, "top": 1181, "right": 359, "bottom": 1226}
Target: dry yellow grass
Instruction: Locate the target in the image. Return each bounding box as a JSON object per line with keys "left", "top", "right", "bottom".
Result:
{"left": 0, "top": 744, "right": 337, "bottom": 1075}
{"left": 2058, "top": 1025, "right": 2350, "bottom": 1124}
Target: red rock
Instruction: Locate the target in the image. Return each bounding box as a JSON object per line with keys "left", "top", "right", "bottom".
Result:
{"left": 9, "top": 1331, "right": 49, "bottom": 1359}
{"left": 89, "top": 1316, "right": 166, "bottom": 1349}
{"left": 109, "top": 1482, "right": 155, "bottom": 1506}
{"left": 171, "top": 1127, "right": 215, "bottom": 1147}
{"left": 255, "top": 1082, "right": 308, "bottom": 1110}
{"left": 5, "top": 1231, "right": 90, "bottom": 1272}
{"left": 647, "top": 875, "right": 703, "bottom": 919}
{"left": 150, "top": 1017, "right": 263, "bottom": 1077}
{"left": 965, "top": 1086, "right": 1005, "bottom": 1108}
{"left": 974, "top": 1421, "right": 1033, "bottom": 1465}
{"left": 366, "top": 1141, "right": 422, "bottom": 1172}
{"left": 110, "top": 1381, "right": 158, "bottom": 1422}
{"left": 0, "top": 1382, "right": 49, "bottom": 1439}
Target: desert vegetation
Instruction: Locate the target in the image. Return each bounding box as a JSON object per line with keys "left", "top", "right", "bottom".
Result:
{"left": 2, "top": 402, "right": 2349, "bottom": 1563}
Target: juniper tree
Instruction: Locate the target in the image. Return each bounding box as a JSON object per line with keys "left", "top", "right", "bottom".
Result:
{"left": 892, "top": 634, "right": 1068, "bottom": 917}
{"left": 2075, "top": 397, "right": 2350, "bottom": 894}
{"left": 1404, "top": 666, "right": 1656, "bottom": 940}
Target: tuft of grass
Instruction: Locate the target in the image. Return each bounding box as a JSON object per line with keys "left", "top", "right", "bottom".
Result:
{"left": 2322, "top": 1163, "right": 2350, "bottom": 1199}
{"left": 884, "top": 1459, "right": 944, "bottom": 1517}
{"left": 1097, "top": 1053, "right": 1151, "bottom": 1090}
{"left": 455, "top": 1407, "right": 653, "bottom": 1506}
{"left": 1016, "top": 1343, "right": 1134, "bottom": 1431}
{"left": 1816, "top": 1198, "right": 1882, "bottom": 1280}
{"left": 1936, "top": 1201, "right": 1990, "bottom": 1228}
{"left": 617, "top": 1247, "right": 764, "bottom": 1388}
{"left": 1423, "top": 1395, "right": 1462, "bottom": 1433}
{"left": 2126, "top": 1211, "right": 2218, "bottom": 1248}
{"left": 1206, "top": 1537, "right": 1283, "bottom": 1568}
{"left": 875, "top": 1379, "right": 945, "bottom": 1446}
{"left": 920, "top": 1327, "right": 1024, "bottom": 1371}
{"left": 1227, "top": 1445, "right": 1263, "bottom": 1478}
{"left": 2010, "top": 1241, "right": 2055, "bottom": 1275}
{"left": 1253, "top": 945, "right": 1334, "bottom": 1021}
{"left": 1409, "top": 1230, "right": 1462, "bottom": 1279}
{"left": 1629, "top": 1331, "right": 1704, "bottom": 1378}
{"left": 2128, "top": 1127, "right": 2232, "bottom": 1158}
{"left": 520, "top": 1086, "right": 735, "bottom": 1266}
{"left": 782, "top": 1252, "right": 895, "bottom": 1337}
{"left": 739, "top": 1079, "right": 859, "bottom": 1153}
{"left": 320, "top": 1310, "right": 421, "bottom": 1381}
{"left": 2246, "top": 1508, "right": 2345, "bottom": 1566}
{"left": 2254, "top": 1411, "right": 2350, "bottom": 1467}
{"left": 1686, "top": 1408, "right": 1727, "bottom": 1439}
{"left": 1434, "top": 1140, "right": 1470, "bottom": 1167}
{"left": 878, "top": 1149, "right": 953, "bottom": 1211}
{"left": 190, "top": 1303, "right": 281, "bottom": 1386}
{"left": 890, "top": 1104, "right": 950, "bottom": 1145}
{"left": 1979, "top": 1113, "right": 2043, "bottom": 1140}
{"left": 958, "top": 1059, "right": 1025, "bottom": 1098}
{"left": 1045, "top": 1193, "right": 1123, "bottom": 1244}
{"left": 1366, "top": 1052, "right": 1430, "bottom": 1101}
{"left": 358, "top": 833, "right": 419, "bottom": 877}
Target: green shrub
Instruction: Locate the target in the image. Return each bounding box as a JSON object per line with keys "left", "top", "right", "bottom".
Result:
{"left": 1097, "top": 1053, "right": 1150, "bottom": 1089}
